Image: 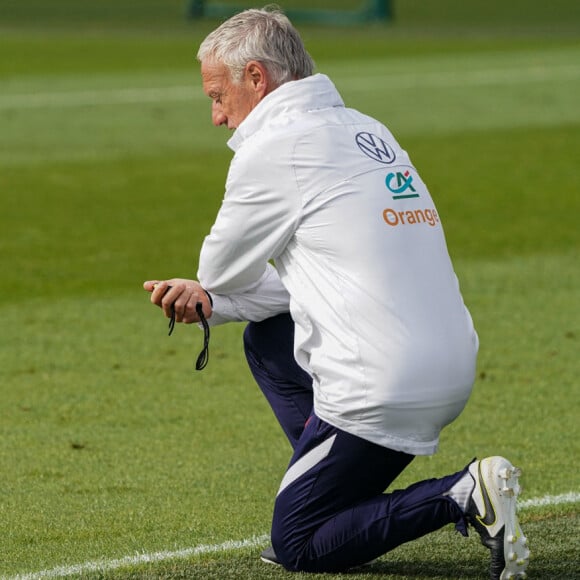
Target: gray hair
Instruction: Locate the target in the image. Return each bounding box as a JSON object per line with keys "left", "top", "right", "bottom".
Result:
{"left": 197, "top": 6, "right": 315, "bottom": 86}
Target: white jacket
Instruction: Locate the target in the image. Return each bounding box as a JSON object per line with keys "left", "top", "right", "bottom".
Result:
{"left": 198, "top": 74, "right": 478, "bottom": 455}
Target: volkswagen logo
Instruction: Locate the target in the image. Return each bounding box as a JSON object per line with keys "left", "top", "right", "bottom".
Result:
{"left": 355, "top": 132, "right": 396, "bottom": 164}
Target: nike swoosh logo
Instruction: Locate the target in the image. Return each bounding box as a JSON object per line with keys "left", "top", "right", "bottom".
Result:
{"left": 476, "top": 462, "right": 497, "bottom": 527}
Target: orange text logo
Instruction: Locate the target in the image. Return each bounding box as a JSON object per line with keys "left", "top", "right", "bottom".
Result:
{"left": 382, "top": 207, "right": 440, "bottom": 227}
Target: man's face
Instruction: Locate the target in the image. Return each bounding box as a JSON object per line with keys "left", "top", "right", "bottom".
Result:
{"left": 201, "top": 60, "right": 262, "bottom": 130}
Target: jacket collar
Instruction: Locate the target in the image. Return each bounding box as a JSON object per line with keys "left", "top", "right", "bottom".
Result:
{"left": 227, "top": 73, "right": 344, "bottom": 152}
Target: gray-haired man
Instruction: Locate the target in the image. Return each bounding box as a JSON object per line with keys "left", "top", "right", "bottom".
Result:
{"left": 145, "top": 8, "right": 529, "bottom": 579}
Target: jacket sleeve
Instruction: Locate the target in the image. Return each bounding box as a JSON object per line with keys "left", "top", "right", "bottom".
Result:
{"left": 197, "top": 140, "right": 300, "bottom": 297}
{"left": 204, "top": 263, "right": 290, "bottom": 326}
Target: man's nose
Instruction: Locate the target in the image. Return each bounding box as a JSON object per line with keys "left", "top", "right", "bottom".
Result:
{"left": 212, "top": 102, "right": 226, "bottom": 127}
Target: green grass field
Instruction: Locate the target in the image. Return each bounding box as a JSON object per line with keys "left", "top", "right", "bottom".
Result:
{"left": 1, "top": 1, "right": 579, "bottom": 578}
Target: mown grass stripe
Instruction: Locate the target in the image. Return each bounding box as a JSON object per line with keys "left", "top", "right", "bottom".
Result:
{"left": 9, "top": 492, "right": 578, "bottom": 580}
{"left": 0, "top": 86, "right": 202, "bottom": 110}
{"left": 1, "top": 63, "right": 578, "bottom": 110}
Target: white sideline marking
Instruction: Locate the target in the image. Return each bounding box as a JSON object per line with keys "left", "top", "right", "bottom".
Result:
{"left": 0, "top": 64, "right": 578, "bottom": 110}
{"left": 9, "top": 534, "right": 270, "bottom": 580}
{"left": 8, "top": 491, "right": 579, "bottom": 579}
{"left": 518, "top": 491, "right": 580, "bottom": 510}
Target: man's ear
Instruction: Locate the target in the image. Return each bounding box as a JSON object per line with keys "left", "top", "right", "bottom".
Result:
{"left": 245, "top": 61, "right": 271, "bottom": 97}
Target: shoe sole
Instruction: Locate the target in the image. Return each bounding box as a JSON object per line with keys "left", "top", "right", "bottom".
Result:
{"left": 483, "top": 457, "right": 530, "bottom": 580}
{"left": 259, "top": 551, "right": 376, "bottom": 569}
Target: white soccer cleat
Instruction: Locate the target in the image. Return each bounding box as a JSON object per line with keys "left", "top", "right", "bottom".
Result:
{"left": 466, "top": 456, "right": 530, "bottom": 580}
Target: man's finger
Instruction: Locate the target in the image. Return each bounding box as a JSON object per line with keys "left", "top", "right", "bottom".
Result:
{"left": 159, "top": 284, "right": 178, "bottom": 318}
{"left": 143, "top": 280, "right": 160, "bottom": 292}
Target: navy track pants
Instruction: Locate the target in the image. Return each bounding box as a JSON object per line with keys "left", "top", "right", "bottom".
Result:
{"left": 243, "top": 313, "right": 468, "bottom": 572}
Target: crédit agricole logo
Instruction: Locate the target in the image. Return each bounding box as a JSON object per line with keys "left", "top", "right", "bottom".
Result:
{"left": 383, "top": 169, "right": 439, "bottom": 228}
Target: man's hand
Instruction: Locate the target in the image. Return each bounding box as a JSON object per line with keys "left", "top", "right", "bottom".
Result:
{"left": 143, "top": 279, "right": 212, "bottom": 324}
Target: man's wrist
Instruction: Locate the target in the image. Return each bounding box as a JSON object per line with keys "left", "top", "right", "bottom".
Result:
{"left": 203, "top": 288, "right": 214, "bottom": 307}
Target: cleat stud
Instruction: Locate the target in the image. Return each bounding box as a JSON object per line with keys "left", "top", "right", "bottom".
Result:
{"left": 517, "top": 558, "right": 526, "bottom": 565}
{"left": 508, "top": 551, "right": 517, "bottom": 561}
{"left": 507, "top": 534, "right": 517, "bottom": 543}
